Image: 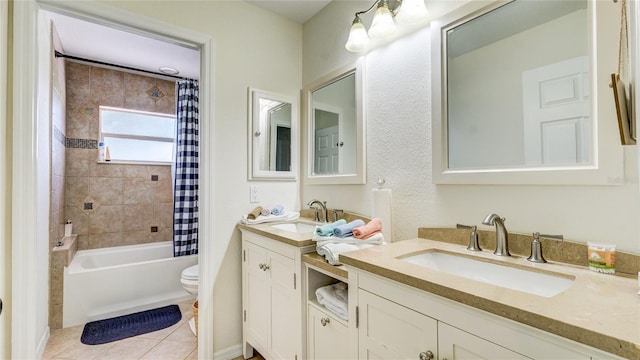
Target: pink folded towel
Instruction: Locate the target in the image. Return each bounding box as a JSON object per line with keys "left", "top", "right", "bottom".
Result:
{"left": 353, "top": 218, "right": 383, "bottom": 239}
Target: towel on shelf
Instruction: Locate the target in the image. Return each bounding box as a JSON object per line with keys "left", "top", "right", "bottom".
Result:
{"left": 353, "top": 218, "right": 383, "bottom": 239}
{"left": 241, "top": 211, "right": 300, "bottom": 225}
{"left": 315, "top": 219, "right": 347, "bottom": 236}
{"left": 332, "top": 219, "right": 365, "bottom": 238}
{"left": 260, "top": 208, "right": 271, "bottom": 217}
{"left": 315, "top": 282, "right": 349, "bottom": 321}
{"left": 314, "top": 232, "right": 385, "bottom": 246}
{"left": 271, "top": 204, "right": 285, "bottom": 215}
{"left": 316, "top": 242, "right": 374, "bottom": 266}
{"left": 247, "top": 206, "right": 263, "bottom": 220}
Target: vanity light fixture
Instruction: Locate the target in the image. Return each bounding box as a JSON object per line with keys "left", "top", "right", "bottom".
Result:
{"left": 345, "top": 0, "right": 428, "bottom": 52}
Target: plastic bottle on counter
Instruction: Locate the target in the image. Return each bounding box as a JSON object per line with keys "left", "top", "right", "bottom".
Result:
{"left": 98, "top": 142, "right": 106, "bottom": 162}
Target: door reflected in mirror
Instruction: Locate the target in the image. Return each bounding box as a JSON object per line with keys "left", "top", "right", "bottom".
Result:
{"left": 248, "top": 88, "right": 298, "bottom": 180}
{"left": 306, "top": 66, "right": 365, "bottom": 184}
{"left": 446, "top": 0, "right": 589, "bottom": 170}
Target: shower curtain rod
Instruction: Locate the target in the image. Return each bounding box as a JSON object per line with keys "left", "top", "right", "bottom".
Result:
{"left": 54, "top": 50, "right": 194, "bottom": 81}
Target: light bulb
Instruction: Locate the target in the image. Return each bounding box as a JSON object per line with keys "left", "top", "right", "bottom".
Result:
{"left": 345, "top": 17, "right": 369, "bottom": 52}
{"left": 368, "top": 2, "right": 397, "bottom": 39}
{"left": 396, "top": 0, "right": 428, "bottom": 24}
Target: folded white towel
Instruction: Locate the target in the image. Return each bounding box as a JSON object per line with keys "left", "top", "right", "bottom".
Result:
{"left": 315, "top": 282, "right": 349, "bottom": 321}
{"left": 313, "top": 232, "right": 385, "bottom": 246}
{"left": 316, "top": 242, "right": 375, "bottom": 266}
{"left": 240, "top": 211, "right": 299, "bottom": 225}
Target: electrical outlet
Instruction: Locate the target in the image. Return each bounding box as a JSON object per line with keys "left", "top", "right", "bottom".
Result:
{"left": 250, "top": 186, "right": 259, "bottom": 203}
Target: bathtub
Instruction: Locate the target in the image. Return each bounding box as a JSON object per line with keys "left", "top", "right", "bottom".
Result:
{"left": 63, "top": 241, "right": 197, "bottom": 328}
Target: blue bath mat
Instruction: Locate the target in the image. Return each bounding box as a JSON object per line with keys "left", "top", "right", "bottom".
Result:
{"left": 80, "top": 305, "right": 182, "bottom": 345}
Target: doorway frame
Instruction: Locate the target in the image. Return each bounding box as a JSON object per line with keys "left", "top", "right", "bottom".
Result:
{"left": 11, "top": 0, "right": 215, "bottom": 358}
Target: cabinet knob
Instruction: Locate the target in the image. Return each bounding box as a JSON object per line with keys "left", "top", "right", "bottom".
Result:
{"left": 419, "top": 351, "right": 434, "bottom": 360}
{"left": 262, "top": 264, "right": 270, "bottom": 271}
{"left": 320, "top": 317, "right": 330, "bottom": 326}
{"left": 258, "top": 263, "right": 264, "bottom": 270}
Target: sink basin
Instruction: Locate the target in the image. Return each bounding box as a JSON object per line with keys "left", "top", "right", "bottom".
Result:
{"left": 270, "top": 222, "right": 317, "bottom": 233}
{"left": 400, "top": 251, "right": 574, "bottom": 298}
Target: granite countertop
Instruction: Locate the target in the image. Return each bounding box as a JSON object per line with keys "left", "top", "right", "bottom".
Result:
{"left": 237, "top": 219, "right": 318, "bottom": 247}
{"left": 339, "top": 238, "right": 640, "bottom": 359}
{"left": 303, "top": 252, "right": 348, "bottom": 280}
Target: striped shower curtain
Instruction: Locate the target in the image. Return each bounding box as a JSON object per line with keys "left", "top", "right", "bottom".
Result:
{"left": 173, "top": 80, "right": 199, "bottom": 256}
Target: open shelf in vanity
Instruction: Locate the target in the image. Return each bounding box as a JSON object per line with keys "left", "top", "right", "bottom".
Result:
{"left": 302, "top": 253, "right": 350, "bottom": 360}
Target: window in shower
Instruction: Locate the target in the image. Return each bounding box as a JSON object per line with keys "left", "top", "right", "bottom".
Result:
{"left": 99, "top": 106, "right": 176, "bottom": 164}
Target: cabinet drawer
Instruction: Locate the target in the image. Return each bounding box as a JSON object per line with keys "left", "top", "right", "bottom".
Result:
{"left": 308, "top": 303, "right": 349, "bottom": 360}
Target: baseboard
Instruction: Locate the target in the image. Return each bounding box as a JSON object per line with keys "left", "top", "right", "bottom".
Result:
{"left": 214, "top": 344, "right": 243, "bottom": 360}
{"left": 36, "top": 326, "right": 50, "bottom": 359}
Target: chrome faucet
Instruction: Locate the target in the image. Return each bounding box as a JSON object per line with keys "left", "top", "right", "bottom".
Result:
{"left": 482, "top": 213, "right": 510, "bottom": 256}
{"left": 307, "top": 199, "right": 328, "bottom": 223}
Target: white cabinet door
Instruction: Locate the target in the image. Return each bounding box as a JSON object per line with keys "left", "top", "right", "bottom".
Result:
{"left": 307, "top": 304, "right": 349, "bottom": 360}
{"left": 358, "top": 289, "right": 438, "bottom": 360}
{"left": 439, "top": 323, "right": 531, "bottom": 360}
{"left": 245, "top": 242, "right": 270, "bottom": 354}
{"left": 269, "top": 250, "right": 298, "bottom": 360}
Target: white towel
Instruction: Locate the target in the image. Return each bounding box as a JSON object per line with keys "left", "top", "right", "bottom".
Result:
{"left": 316, "top": 243, "right": 375, "bottom": 266}
{"left": 240, "top": 211, "right": 299, "bottom": 225}
{"left": 315, "top": 282, "right": 348, "bottom": 321}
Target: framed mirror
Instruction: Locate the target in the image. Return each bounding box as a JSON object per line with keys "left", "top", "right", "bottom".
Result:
{"left": 248, "top": 88, "right": 298, "bottom": 180}
{"left": 431, "top": 0, "right": 623, "bottom": 185}
{"left": 304, "top": 64, "right": 366, "bottom": 184}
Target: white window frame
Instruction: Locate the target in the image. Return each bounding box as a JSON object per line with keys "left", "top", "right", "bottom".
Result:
{"left": 99, "top": 106, "right": 176, "bottom": 165}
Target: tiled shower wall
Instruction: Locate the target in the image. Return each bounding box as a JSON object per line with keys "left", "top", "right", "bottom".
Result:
{"left": 63, "top": 62, "right": 176, "bottom": 251}
{"left": 49, "top": 26, "right": 68, "bottom": 330}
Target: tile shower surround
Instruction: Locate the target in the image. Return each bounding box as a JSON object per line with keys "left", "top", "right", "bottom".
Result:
{"left": 63, "top": 62, "right": 176, "bottom": 251}
{"left": 50, "top": 62, "right": 176, "bottom": 330}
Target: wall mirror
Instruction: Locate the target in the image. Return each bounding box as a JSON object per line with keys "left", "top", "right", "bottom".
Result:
{"left": 304, "top": 64, "right": 366, "bottom": 184}
{"left": 432, "top": 0, "right": 623, "bottom": 185}
{"left": 248, "top": 88, "right": 298, "bottom": 180}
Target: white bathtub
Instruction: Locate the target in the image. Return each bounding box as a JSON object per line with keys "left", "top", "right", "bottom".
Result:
{"left": 63, "top": 241, "right": 197, "bottom": 328}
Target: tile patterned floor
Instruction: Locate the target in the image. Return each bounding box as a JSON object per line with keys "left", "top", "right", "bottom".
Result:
{"left": 43, "top": 301, "right": 197, "bottom": 360}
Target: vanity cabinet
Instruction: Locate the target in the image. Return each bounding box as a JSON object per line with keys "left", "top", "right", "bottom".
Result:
{"left": 348, "top": 271, "right": 605, "bottom": 360}
{"left": 357, "top": 289, "right": 437, "bottom": 359}
{"left": 307, "top": 303, "right": 349, "bottom": 359}
{"left": 303, "top": 254, "right": 350, "bottom": 360}
{"left": 438, "top": 323, "right": 528, "bottom": 360}
{"left": 241, "top": 230, "right": 312, "bottom": 360}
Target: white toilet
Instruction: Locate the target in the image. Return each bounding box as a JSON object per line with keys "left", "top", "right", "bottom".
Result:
{"left": 181, "top": 264, "right": 199, "bottom": 296}
{"left": 181, "top": 264, "right": 199, "bottom": 335}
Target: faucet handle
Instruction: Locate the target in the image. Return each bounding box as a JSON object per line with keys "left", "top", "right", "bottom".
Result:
{"left": 535, "top": 232, "right": 564, "bottom": 242}
{"left": 457, "top": 224, "right": 481, "bottom": 252}
{"left": 527, "top": 232, "right": 563, "bottom": 263}
{"left": 333, "top": 209, "right": 344, "bottom": 222}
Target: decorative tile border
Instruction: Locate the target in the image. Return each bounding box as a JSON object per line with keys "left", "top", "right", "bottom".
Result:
{"left": 65, "top": 137, "right": 98, "bottom": 149}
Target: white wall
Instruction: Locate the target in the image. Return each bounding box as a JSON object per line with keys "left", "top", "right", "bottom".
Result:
{"left": 302, "top": 0, "right": 640, "bottom": 252}
{"left": 98, "top": 0, "right": 303, "bottom": 354}
{"left": 0, "top": 0, "right": 9, "bottom": 357}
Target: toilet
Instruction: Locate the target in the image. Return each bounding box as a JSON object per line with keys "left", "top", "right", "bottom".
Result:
{"left": 181, "top": 264, "right": 199, "bottom": 335}
{"left": 181, "top": 264, "right": 199, "bottom": 296}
